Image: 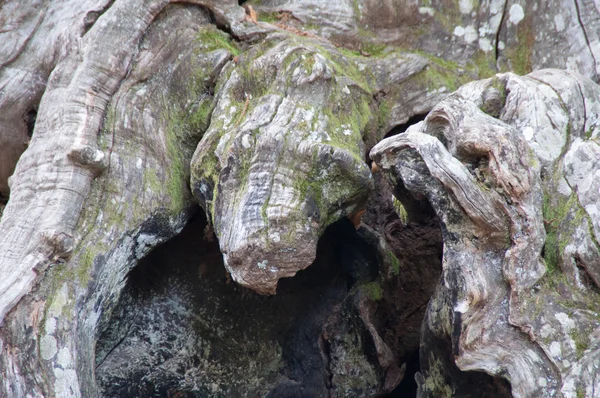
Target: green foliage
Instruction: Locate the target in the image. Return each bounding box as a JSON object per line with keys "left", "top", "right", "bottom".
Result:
{"left": 392, "top": 197, "right": 409, "bottom": 224}
{"left": 387, "top": 250, "right": 400, "bottom": 275}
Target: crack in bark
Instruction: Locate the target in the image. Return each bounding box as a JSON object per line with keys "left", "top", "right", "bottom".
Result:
{"left": 494, "top": 0, "right": 508, "bottom": 66}
{"left": 95, "top": 315, "right": 139, "bottom": 370}
{"left": 573, "top": 0, "right": 599, "bottom": 81}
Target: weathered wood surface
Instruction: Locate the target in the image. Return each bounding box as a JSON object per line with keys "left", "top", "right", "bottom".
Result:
{"left": 0, "top": 0, "right": 600, "bottom": 396}
{"left": 371, "top": 70, "right": 600, "bottom": 397}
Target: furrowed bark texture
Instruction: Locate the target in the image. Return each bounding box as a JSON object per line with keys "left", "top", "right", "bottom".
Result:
{"left": 371, "top": 70, "right": 600, "bottom": 397}
{"left": 1, "top": 0, "right": 600, "bottom": 397}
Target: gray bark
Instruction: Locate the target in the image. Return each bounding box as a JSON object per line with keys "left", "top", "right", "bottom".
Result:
{"left": 371, "top": 70, "right": 600, "bottom": 397}
{"left": 1, "top": 0, "right": 600, "bottom": 397}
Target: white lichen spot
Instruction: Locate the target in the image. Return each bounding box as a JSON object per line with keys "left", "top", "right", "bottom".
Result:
{"left": 418, "top": 7, "right": 434, "bottom": 16}
{"left": 57, "top": 347, "right": 73, "bottom": 368}
{"left": 454, "top": 299, "right": 470, "bottom": 313}
{"left": 549, "top": 341, "right": 562, "bottom": 357}
{"left": 135, "top": 233, "right": 159, "bottom": 259}
{"left": 54, "top": 368, "right": 80, "bottom": 398}
{"left": 242, "top": 134, "right": 251, "bottom": 149}
{"left": 459, "top": 0, "right": 473, "bottom": 14}
{"left": 453, "top": 26, "right": 465, "bottom": 37}
{"left": 523, "top": 126, "right": 534, "bottom": 140}
{"left": 342, "top": 86, "right": 350, "bottom": 95}
{"left": 269, "top": 266, "right": 278, "bottom": 273}
{"left": 509, "top": 4, "right": 525, "bottom": 25}
{"left": 498, "top": 40, "right": 505, "bottom": 50}
{"left": 93, "top": 150, "right": 104, "bottom": 163}
{"left": 45, "top": 317, "right": 57, "bottom": 335}
{"left": 527, "top": 349, "right": 541, "bottom": 362}
{"left": 257, "top": 260, "right": 268, "bottom": 269}
{"left": 136, "top": 158, "right": 142, "bottom": 169}
{"left": 538, "top": 378, "right": 547, "bottom": 387}
{"left": 478, "top": 38, "right": 493, "bottom": 52}
{"left": 50, "top": 284, "right": 68, "bottom": 318}
{"left": 463, "top": 25, "right": 478, "bottom": 43}
{"left": 555, "top": 312, "right": 576, "bottom": 330}
{"left": 40, "top": 335, "right": 58, "bottom": 360}
{"left": 554, "top": 14, "right": 565, "bottom": 32}
{"left": 271, "top": 232, "right": 280, "bottom": 243}
{"left": 561, "top": 379, "right": 576, "bottom": 396}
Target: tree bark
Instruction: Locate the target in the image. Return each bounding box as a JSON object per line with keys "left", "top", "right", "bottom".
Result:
{"left": 1, "top": 1, "right": 600, "bottom": 397}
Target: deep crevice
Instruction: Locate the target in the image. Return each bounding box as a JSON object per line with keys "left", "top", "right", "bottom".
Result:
{"left": 384, "top": 113, "right": 428, "bottom": 139}
{"left": 494, "top": 0, "right": 509, "bottom": 65}
{"left": 95, "top": 210, "right": 384, "bottom": 397}
{"left": 23, "top": 107, "right": 36, "bottom": 139}
{"left": 386, "top": 349, "right": 419, "bottom": 397}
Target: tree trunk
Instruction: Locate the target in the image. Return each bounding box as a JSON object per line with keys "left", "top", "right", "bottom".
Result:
{"left": 1, "top": 1, "right": 599, "bottom": 397}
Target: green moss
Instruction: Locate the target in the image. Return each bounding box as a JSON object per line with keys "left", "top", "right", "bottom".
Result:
{"left": 338, "top": 47, "right": 362, "bottom": 58}
{"left": 414, "top": 55, "right": 473, "bottom": 93}
{"left": 377, "top": 100, "right": 391, "bottom": 131}
{"left": 467, "top": 50, "right": 497, "bottom": 79}
{"left": 235, "top": 64, "right": 271, "bottom": 102}
{"left": 165, "top": 132, "right": 187, "bottom": 214}
{"left": 431, "top": 3, "right": 462, "bottom": 33}
{"left": 505, "top": 15, "right": 534, "bottom": 75}
{"left": 360, "top": 42, "right": 387, "bottom": 57}
{"left": 421, "top": 355, "right": 454, "bottom": 397}
{"left": 313, "top": 43, "right": 373, "bottom": 93}
{"left": 571, "top": 330, "right": 589, "bottom": 358}
{"left": 77, "top": 245, "right": 101, "bottom": 283}
{"left": 196, "top": 27, "right": 240, "bottom": 56}
{"left": 258, "top": 11, "right": 280, "bottom": 24}
{"left": 144, "top": 167, "right": 161, "bottom": 193}
{"left": 541, "top": 187, "right": 578, "bottom": 272}
{"left": 362, "top": 281, "right": 384, "bottom": 301}
{"left": 543, "top": 228, "right": 560, "bottom": 273}
{"left": 577, "top": 387, "right": 585, "bottom": 398}
{"left": 352, "top": 0, "right": 361, "bottom": 19}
